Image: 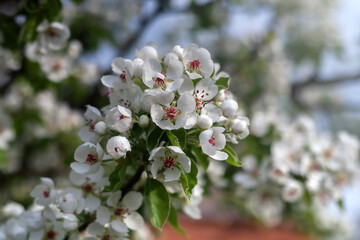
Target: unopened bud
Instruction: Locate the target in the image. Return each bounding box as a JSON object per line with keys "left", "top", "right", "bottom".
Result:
{"left": 139, "top": 115, "right": 150, "bottom": 128}
{"left": 231, "top": 118, "right": 248, "bottom": 134}
{"left": 94, "top": 121, "right": 106, "bottom": 135}
{"left": 197, "top": 115, "right": 213, "bottom": 129}
{"left": 221, "top": 99, "right": 238, "bottom": 118}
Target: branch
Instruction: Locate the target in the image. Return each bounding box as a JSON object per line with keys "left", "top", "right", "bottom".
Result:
{"left": 291, "top": 72, "right": 360, "bottom": 105}
{"left": 85, "top": 0, "right": 168, "bottom": 108}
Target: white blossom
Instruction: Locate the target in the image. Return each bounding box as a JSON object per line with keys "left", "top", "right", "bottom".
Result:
{"left": 149, "top": 146, "right": 191, "bottom": 182}
{"left": 71, "top": 142, "right": 104, "bottom": 174}
{"left": 106, "top": 136, "right": 131, "bottom": 159}
{"left": 30, "top": 178, "right": 56, "bottom": 206}
{"left": 199, "top": 127, "right": 228, "bottom": 161}
{"left": 36, "top": 21, "right": 70, "bottom": 52}
{"left": 105, "top": 105, "right": 133, "bottom": 133}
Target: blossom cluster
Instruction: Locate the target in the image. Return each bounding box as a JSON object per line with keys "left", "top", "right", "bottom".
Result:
{"left": 232, "top": 108, "right": 359, "bottom": 226}
{"left": 0, "top": 44, "right": 249, "bottom": 239}
{"left": 0, "top": 82, "right": 83, "bottom": 173}
{"left": 25, "top": 20, "right": 98, "bottom": 84}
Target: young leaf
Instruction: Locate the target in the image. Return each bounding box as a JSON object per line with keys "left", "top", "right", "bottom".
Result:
{"left": 223, "top": 144, "right": 242, "bottom": 167}
{"left": 146, "top": 123, "right": 164, "bottom": 152}
{"left": 104, "top": 163, "right": 126, "bottom": 192}
{"left": 168, "top": 205, "right": 186, "bottom": 235}
{"left": 215, "top": 77, "right": 229, "bottom": 90}
{"left": 46, "top": 0, "right": 62, "bottom": 21}
{"left": 166, "top": 129, "right": 186, "bottom": 149}
{"left": 180, "top": 159, "right": 198, "bottom": 199}
{"left": 144, "top": 178, "right": 170, "bottom": 230}
{"left": 191, "top": 146, "right": 209, "bottom": 169}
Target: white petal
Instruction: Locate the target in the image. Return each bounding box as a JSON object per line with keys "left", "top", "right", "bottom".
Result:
{"left": 87, "top": 222, "right": 105, "bottom": 236}
{"left": 107, "top": 191, "right": 122, "bottom": 208}
{"left": 177, "top": 155, "right": 191, "bottom": 173}
{"left": 124, "top": 211, "right": 144, "bottom": 230}
{"left": 178, "top": 76, "right": 194, "bottom": 95}
{"left": 85, "top": 194, "right": 101, "bottom": 212}
{"left": 211, "top": 151, "right": 228, "bottom": 161}
{"left": 164, "top": 168, "right": 181, "bottom": 182}
{"left": 111, "top": 219, "right": 129, "bottom": 233}
{"left": 151, "top": 160, "right": 164, "bottom": 179}
{"left": 70, "top": 162, "right": 91, "bottom": 174}
{"left": 123, "top": 191, "right": 143, "bottom": 211}
{"left": 96, "top": 206, "right": 111, "bottom": 225}
{"left": 101, "top": 75, "right": 120, "bottom": 88}
{"left": 177, "top": 93, "right": 195, "bottom": 113}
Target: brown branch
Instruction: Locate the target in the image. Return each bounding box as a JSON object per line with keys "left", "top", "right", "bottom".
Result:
{"left": 291, "top": 72, "right": 360, "bottom": 106}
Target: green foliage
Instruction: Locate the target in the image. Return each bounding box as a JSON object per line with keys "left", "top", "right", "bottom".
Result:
{"left": 166, "top": 129, "right": 186, "bottom": 149}
{"left": 190, "top": 145, "right": 209, "bottom": 169}
{"left": 144, "top": 178, "right": 170, "bottom": 230}
{"left": 104, "top": 163, "right": 127, "bottom": 192}
{"left": 168, "top": 205, "right": 186, "bottom": 235}
{"left": 215, "top": 77, "right": 229, "bottom": 90}
{"left": 19, "top": 0, "right": 62, "bottom": 43}
{"left": 146, "top": 122, "right": 164, "bottom": 152}
{"left": 70, "top": 14, "right": 116, "bottom": 51}
{"left": 180, "top": 159, "right": 198, "bottom": 199}
{"left": 223, "top": 144, "right": 242, "bottom": 167}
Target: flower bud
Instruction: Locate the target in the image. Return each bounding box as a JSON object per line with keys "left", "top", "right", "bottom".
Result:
{"left": 139, "top": 115, "right": 150, "bottom": 128}
{"left": 106, "top": 136, "right": 131, "bottom": 159}
{"left": 231, "top": 118, "right": 248, "bottom": 134}
{"left": 94, "top": 121, "right": 106, "bottom": 135}
{"left": 216, "top": 89, "right": 226, "bottom": 102}
{"left": 221, "top": 99, "right": 238, "bottom": 118}
{"left": 197, "top": 115, "right": 213, "bottom": 129}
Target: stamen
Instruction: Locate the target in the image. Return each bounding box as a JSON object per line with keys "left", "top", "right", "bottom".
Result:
{"left": 86, "top": 154, "right": 97, "bottom": 164}
{"left": 208, "top": 137, "right": 216, "bottom": 146}
{"left": 164, "top": 157, "right": 176, "bottom": 170}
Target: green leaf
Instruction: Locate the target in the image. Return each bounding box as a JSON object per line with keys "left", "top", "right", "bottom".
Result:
{"left": 337, "top": 199, "right": 344, "bottom": 210}
{"left": 144, "top": 178, "right": 170, "bottom": 230}
{"left": 46, "top": 0, "right": 62, "bottom": 21}
{"left": 223, "top": 144, "right": 242, "bottom": 167}
{"left": 191, "top": 146, "right": 209, "bottom": 169}
{"left": 215, "top": 77, "right": 229, "bottom": 90}
{"left": 192, "top": 78, "right": 202, "bottom": 86}
{"left": 180, "top": 159, "right": 198, "bottom": 199}
{"left": 166, "top": 129, "right": 186, "bottom": 149}
{"left": 168, "top": 205, "right": 186, "bottom": 235}
{"left": 146, "top": 122, "right": 164, "bottom": 152}
{"left": 104, "top": 164, "right": 126, "bottom": 192}
{"left": 18, "top": 15, "right": 41, "bottom": 43}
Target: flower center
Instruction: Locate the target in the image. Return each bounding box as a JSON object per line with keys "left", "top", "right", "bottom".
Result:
{"left": 120, "top": 71, "right": 126, "bottom": 81}
{"left": 47, "top": 28, "right": 57, "bottom": 38}
{"left": 46, "top": 230, "right": 56, "bottom": 239}
{"left": 164, "top": 157, "right": 176, "bottom": 170}
{"left": 119, "top": 98, "right": 130, "bottom": 108}
{"left": 81, "top": 183, "right": 93, "bottom": 193}
{"left": 288, "top": 188, "right": 297, "bottom": 196}
{"left": 119, "top": 115, "right": 125, "bottom": 120}
{"left": 208, "top": 137, "right": 216, "bottom": 146}
{"left": 86, "top": 154, "right": 97, "bottom": 164}
{"left": 324, "top": 149, "right": 332, "bottom": 158}
{"left": 163, "top": 107, "right": 179, "bottom": 121}
{"left": 114, "top": 207, "right": 126, "bottom": 217}
{"left": 189, "top": 59, "right": 200, "bottom": 71}
{"left": 52, "top": 62, "right": 62, "bottom": 72}
{"left": 154, "top": 73, "right": 166, "bottom": 89}
{"left": 87, "top": 120, "right": 95, "bottom": 132}
{"left": 102, "top": 235, "right": 110, "bottom": 240}
{"left": 43, "top": 190, "right": 50, "bottom": 198}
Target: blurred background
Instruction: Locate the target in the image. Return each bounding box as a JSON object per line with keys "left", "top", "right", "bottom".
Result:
{"left": 0, "top": 0, "right": 360, "bottom": 239}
